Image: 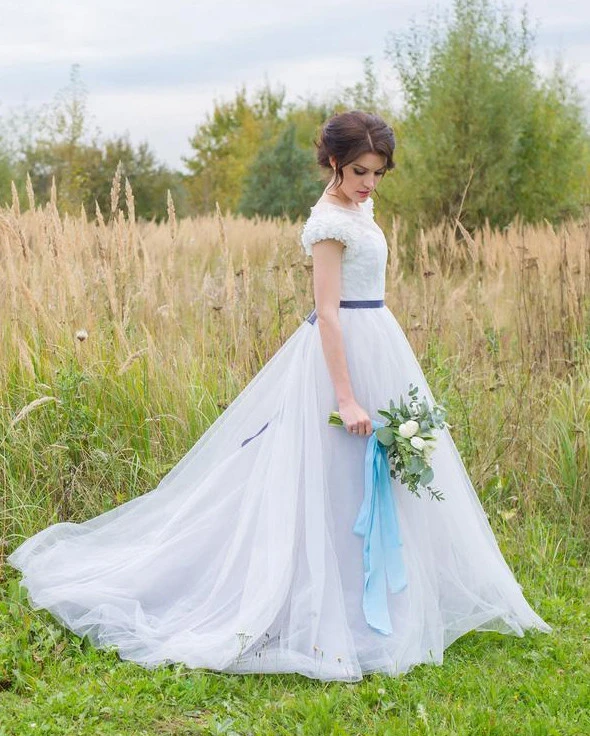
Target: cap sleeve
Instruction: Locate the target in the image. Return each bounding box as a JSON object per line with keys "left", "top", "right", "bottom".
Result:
{"left": 299, "top": 210, "right": 355, "bottom": 257}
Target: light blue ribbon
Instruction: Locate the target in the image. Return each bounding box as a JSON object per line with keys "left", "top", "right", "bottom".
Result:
{"left": 353, "top": 419, "right": 408, "bottom": 635}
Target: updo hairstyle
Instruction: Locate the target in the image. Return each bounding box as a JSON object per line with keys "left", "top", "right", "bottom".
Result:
{"left": 314, "top": 110, "right": 396, "bottom": 193}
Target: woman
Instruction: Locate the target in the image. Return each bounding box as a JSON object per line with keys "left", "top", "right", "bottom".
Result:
{"left": 7, "top": 110, "right": 552, "bottom": 682}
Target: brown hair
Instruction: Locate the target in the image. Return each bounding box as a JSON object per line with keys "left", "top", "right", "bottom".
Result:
{"left": 314, "top": 110, "right": 396, "bottom": 194}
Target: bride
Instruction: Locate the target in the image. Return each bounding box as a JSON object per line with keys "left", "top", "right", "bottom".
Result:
{"left": 7, "top": 110, "right": 552, "bottom": 682}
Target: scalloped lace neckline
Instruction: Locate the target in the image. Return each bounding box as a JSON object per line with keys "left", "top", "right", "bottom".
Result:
{"left": 310, "top": 199, "right": 371, "bottom": 215}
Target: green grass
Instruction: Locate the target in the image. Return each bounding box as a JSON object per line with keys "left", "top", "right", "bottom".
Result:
{"left": 1, "top": 516, "right": 587, "bottom": 736}
{"left": 1, "top": 204, "right": 589, "bottom": 734}
{"left": 1, "top": 341, "right": 588, "bottom": 735}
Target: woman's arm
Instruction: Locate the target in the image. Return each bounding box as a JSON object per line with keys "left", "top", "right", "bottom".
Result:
{"left": 311, "top": 239, "right": 372, "bottom": 436}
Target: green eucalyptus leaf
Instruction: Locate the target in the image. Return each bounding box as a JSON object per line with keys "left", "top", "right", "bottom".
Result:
{"left": 420, "top": 466, "right": 434, "bottom": 485}
{"left": 407, "top": 457, "right": 423, "bottom": 474}
{"left": 376, "top": 426, "right": 396, "bottom": 446}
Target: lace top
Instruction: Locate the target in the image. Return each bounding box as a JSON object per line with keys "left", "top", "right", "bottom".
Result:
{"left": 299, "top": 197, "right": 388, "bottom": 300}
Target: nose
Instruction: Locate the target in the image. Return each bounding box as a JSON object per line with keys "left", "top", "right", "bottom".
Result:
{"left": 363, "top": 173, "right": 376, "bottom": 190}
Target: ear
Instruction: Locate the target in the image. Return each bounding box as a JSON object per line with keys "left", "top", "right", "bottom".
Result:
{"left": 329, "top": 155, "right": 336, "bottom": 169}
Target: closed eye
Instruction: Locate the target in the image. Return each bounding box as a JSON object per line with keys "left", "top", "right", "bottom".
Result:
{"left": 354, "top": 168, "right": 386, "bottom": 176}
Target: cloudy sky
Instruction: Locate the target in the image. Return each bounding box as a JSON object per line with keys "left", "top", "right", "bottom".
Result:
{"left": 1, "top": 0, "right": 588, "bottom": 171}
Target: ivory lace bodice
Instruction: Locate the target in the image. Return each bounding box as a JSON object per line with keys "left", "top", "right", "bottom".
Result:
{"left": 299, "top": 197, "right": 388, "bottom": 300}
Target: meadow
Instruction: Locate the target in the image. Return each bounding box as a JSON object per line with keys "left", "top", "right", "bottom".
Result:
{"left": 0, "top": 174, "right": 588, "bottom": 734}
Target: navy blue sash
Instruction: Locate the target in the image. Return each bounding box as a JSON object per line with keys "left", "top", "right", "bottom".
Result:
{"left": 305, "top": 299, "right": 385, "bottom": 325}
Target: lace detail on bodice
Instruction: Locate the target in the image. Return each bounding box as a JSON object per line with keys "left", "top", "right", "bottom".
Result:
{"left": 299, "top": 197, "right": 388, "bottom": 300}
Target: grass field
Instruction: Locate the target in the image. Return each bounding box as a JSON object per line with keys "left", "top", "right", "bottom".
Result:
{"left": 0, "top": 181, "right": 588, "bottom": 734}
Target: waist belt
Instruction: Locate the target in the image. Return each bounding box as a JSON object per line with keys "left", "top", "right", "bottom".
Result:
{"left": 305, "top": 299, "right": 385, "bottom": 325}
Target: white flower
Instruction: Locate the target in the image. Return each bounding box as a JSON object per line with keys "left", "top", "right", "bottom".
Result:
{"left": 399, "top": 419, "right": 420, "bottom": 438}
{"left": 410, "top": 435, "right": 426, "bottom": 450}
{"left": 75, "top": 329, "right": 88, "bottom": 342}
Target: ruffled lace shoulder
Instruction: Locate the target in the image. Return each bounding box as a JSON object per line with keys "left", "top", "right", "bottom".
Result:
{"left": 299, "top": 209, "right": 356, "bottom": 257}
{"left": 297, "top": 196, "right": 387, "bottom": 299}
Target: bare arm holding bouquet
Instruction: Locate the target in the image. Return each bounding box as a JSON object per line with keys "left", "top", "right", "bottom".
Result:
{"left": 311, "top": 237, "right": 372, "bottom": 437}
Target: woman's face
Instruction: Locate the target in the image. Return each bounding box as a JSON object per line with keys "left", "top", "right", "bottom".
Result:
{"left": 328, "top": 151, "right": 388, "bottom": 205}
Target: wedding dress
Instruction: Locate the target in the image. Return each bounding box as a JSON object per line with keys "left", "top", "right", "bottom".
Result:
{"left": 6, "top": 196, "right": 552, "bottom": 682}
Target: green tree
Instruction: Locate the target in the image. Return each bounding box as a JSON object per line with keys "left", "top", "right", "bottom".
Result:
{"left": 383, "top": 0, "right": 590, "bottom": 232}
{"left": 84, "top": 134, "right": 188, "bottom": 221}
{"left": 183, "top": 81, "right": 286, "bottom": 214}
{"left": 18, "top": 64, "right": 96, "bottom": 212}
{"left": 510, "top": 62, "right": 590, "bottom": 223}
{"left": 238, "top": 123, "right": 322, "bottom": 221}
{"left": 0, "top": 138, "right": 14, "bottom": 206}
{"left": 1, "top": 65, "right": 189, "bottom": 220}
{"left": 339, "top": 56, "right": 394, "bottom": 119}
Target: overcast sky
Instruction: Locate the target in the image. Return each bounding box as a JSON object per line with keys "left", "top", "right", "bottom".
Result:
{"left": 1, "top": 0, "right": 588, "bottom": 171}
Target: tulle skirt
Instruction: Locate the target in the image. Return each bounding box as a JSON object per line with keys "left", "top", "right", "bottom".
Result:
{"left": 7, "top": 304, "right": 552, "bottom": 682}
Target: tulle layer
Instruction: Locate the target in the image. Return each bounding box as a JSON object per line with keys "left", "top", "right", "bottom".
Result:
{"left": 7, "top": 306, "right": 552, "bottom": 682}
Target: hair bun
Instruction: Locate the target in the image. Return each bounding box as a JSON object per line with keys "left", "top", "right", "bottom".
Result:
{"left": 313, "top": 110, "right": 396, "bottom": 190}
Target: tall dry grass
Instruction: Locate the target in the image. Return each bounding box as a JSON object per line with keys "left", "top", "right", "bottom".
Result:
{"left": 1, "top": 177, "right": 588, "bottom": 570}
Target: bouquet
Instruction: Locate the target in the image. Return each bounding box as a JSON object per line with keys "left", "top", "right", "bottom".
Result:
{"left": 329, "top": 383, "right": 448, "bottom": 501}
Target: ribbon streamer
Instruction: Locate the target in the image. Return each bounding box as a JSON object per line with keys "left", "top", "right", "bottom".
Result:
{"left": 353, "top": 419, "right": 408, "bottom": 635}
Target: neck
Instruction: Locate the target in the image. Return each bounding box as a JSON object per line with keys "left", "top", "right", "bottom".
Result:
{"left": 324, "top": 189, "right": 360, "bottom": 210}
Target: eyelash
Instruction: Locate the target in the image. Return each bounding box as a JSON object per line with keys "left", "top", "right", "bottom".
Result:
{"left": 353, "top": 169, "right": 385, "bottom": 176}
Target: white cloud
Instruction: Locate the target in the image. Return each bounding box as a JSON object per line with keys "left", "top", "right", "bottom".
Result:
{"left": 0, "top": 0, "right": 588, "bottom": 169}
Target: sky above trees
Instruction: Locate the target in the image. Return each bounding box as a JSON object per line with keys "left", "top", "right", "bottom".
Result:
{"left": 1, "top": 0, "right": 588, "bottom": 170}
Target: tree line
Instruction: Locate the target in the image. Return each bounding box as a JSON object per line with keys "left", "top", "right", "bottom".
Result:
{"left": 1, "top": 0, "right": 588, "bottom": 233}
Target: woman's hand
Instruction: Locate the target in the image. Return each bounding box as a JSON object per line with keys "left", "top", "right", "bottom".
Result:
{"left": 338, "top": 398, "right": 373, "bottom": 436}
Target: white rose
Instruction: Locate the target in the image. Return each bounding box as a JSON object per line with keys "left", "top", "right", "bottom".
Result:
{"left": 404, "top": 419, "right": 420, "bottom": 437}
{"left": 410, "top": 435, "right": 426, "bottom": 451}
